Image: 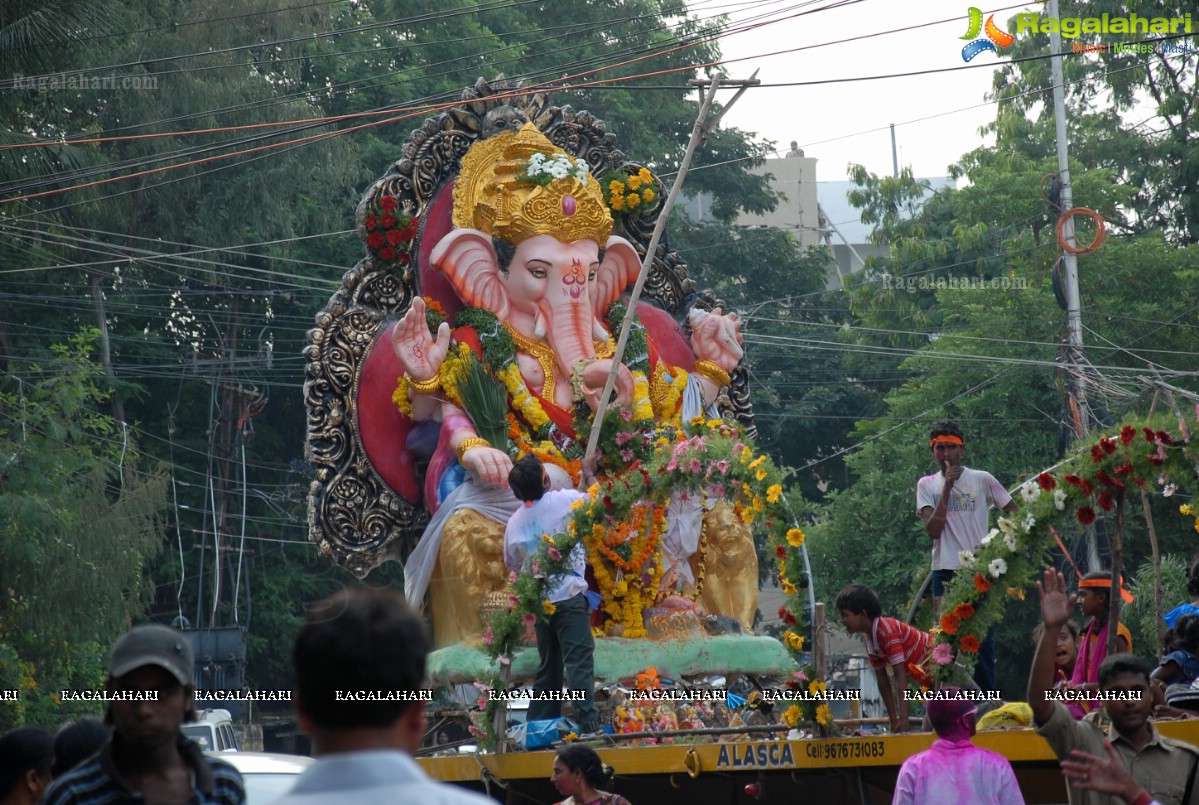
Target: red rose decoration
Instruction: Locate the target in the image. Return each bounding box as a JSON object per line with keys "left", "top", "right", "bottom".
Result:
{"left": 367, "top": 231, "right": 385, "bottom": 249}
{"left": 960, "top": 634, "right": 981, "bottom": 654}
{"left": 386, "top": 229, "right": 403, "bottom": 245}
{"left": 379, "top": 246, "right": 396, "bottom": 261}
{"left": 1098, "top": 490, "right": 1115, "bottom": 511}
{"left": 365, "top": 214, "right": 378, "bottom": 230}
{"left": 1079, "top": 480, "right": 1094, "bottom": 495}
{"left": 1156, "top": 430, "right": 1173, "bottom": 446}
{"left": 1101, "top": 437, "right": 1118, "bottom": 455}
{"left": 1064, "top": 474, "right": 1083, "bottom": 488}
{"left": 1120, "top": 425, "right": 1136, "bottom": 445}
{"left": 1077, "top": 506, "right": 1097, "bottom": 525}
{"left": 379, "top": 195, "right": 398, "bottom": 211}
{"left": 775, "top": 546, "right": 786, "bottom": 559}
{"left": 1037, "top": 472, "right": 1056, "bottom": 491}
{"left": 1114, "top": 462, "right": 1133, "bottom": 476}
{"left": 380, "top": 213, "right": 397, "bottom": 229}
{"left": 974, "top": 574, "right": 990, "bottom": 593}
{"left": 1091, "top": 445, "right": 1105, "bottom": 463}
{"left": 1143, "top": 426, "right": 1156, "bottom": 442}
{"left": 954, "top": 603, "right": 975, "bottom": 620}
{"left": 399, "top": 252, "right": 411, "bottom": 265}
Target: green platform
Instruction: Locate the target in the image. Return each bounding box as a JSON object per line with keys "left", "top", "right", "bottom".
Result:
{"left": 426, "top": 635, "right": 796, "bottom": 684}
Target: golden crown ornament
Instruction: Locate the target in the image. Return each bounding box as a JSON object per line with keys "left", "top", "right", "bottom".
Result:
{"left": 452, "top": 122, "right": 613, "bottom": 246}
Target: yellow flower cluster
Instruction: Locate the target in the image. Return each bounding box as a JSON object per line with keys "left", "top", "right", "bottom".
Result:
{"left": 607, "top": 168, "right": 656, "bottom": 214}
{"left": 502, "top": 362, "right": 551, "bottom": 433}
{"left": 392, "top": 375, "right": 414, "bottom": 417}
{"left": 784, "top": 631, "right": 805, "bottom": 651}
{"left": 782, "top": 704, "right": 803, "bottom": 728}
{"left": 632, "top": 370, "right": 653, "bottom": 422}
{"left": 786, "top": 528, "right": 806, "bottom": 547}
{"left": 437, "top": 342, "right": 473, "bottom": 407}
{"left": 816, "top": 703, "right": 833, "bottom": 726}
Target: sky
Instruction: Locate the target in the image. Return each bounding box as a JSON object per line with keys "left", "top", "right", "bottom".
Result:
{"left": 698, "top": 0, "right": 1034, "bottom": 182}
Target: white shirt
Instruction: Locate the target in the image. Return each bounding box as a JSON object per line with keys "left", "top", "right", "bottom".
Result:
{"left": 916, "top": 466, "right": 1012, "bottom": 571}
{"left": 504, "top": 489, "right": 588, "bottom": 604}
{"left": 269, "top": 749, "right": 493, "bottom": 805}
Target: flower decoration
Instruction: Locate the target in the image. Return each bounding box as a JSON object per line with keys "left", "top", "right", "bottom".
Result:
{"left": 815, "top": 704, "right": 833, "bottom": 726}
{"left": 601, "top": 167, "right": 657, "bottom": 215}
{"left": 520, "top": 151, "right": 591, "bottom": 186}
{"left": 929, "top": 416, "right": 1199, "bottom": 682}
{"left": 786, "top": 528, "right": 806, "bottom": 547}
{"left": 362, "top": 194, "right": 418, "bottom": 268}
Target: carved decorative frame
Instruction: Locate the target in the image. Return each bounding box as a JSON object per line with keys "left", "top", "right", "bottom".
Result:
{"left": 304, "top": 77, "right": 753, "bottom": 576}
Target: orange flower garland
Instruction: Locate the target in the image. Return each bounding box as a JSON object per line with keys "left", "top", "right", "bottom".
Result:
{"left": 960, "top": 634, "right": 981, "bottom": 654}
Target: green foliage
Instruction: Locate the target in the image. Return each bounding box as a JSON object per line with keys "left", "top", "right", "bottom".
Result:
{"left": 0, "top": 331, "right": 166, "bottom": 727}
{"left": 1125, "top": 554, "right": 1188, "bottom": 665}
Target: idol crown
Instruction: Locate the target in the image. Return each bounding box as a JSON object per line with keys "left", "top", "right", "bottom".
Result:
{"left": 452, "top": 122, "right": 613, "bottom": 246}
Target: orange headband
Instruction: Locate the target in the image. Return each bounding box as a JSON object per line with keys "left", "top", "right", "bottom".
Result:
{"left": 1078, "top": 577, "right": 1135, "bottom": 604}
{"left": 930, "top": 435, "right": 964, "bottom": 446}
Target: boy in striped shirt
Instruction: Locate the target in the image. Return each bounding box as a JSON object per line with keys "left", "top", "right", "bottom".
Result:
{"left": 837, "top": 584, "right": 933, "bottom": 733}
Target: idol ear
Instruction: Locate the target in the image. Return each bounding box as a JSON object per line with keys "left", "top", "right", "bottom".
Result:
{"left": 430, "top": 229, "right": 510, "bottom": 319}
{"left": 593, "top": 236, "right": 642, "bottom": 315}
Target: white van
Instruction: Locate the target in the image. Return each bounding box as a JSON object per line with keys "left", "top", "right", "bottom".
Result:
{"left": 182, "top": 708, "right": 239, "bottom": 752}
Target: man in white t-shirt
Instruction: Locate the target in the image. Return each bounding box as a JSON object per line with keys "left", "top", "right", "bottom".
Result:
{"left": 505, "top": 455, "right": 598, "bottom": 733}
{"left": 916, "top": 419, "right": 1016, "bottom": 691}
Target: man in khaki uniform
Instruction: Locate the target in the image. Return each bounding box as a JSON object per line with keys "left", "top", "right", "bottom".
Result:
{"left": 1029, "top": 569, "right": 1199, "bottom": 805}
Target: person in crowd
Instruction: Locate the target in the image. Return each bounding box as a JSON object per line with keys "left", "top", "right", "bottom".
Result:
{"left": 51, "top": 716, "right": 110, "bottom": 778}
{"left": 42, "top": 624, "right": 244, "bottom": 805}
{"left": 1165, "top": 557, "right": 1199, "bottom": 629}
{"left": 1155, "top": 615, "right": 1199, "bottom": 689}
{"left": 1035, "top": 620, "right": 1083, "bottom": 685}
{"left": 1070, "top": 570, "right": 1134, "bottom": 717}
{"left": 0, "top": 727, "right": 54, "bottom": 805}
{"left": 917, "top": 419, "right": 1017, "bottom": 691}
{"left": 1062, "top": 740, "right": 1185, "bottom": 805}
{"left": 505, "top": 454, "right": 599, "bottom": 734}
{"left": 1029, "top": 568, "right": 1199, "bottom": 804}
{"left": 272, "top": 588, "right": 492, "bottom": 804}
{"left": 551, "top": 745, "right": 630, "bottom": 805}
{"left": 892, "top": 690, "right": 1025, "bottom": 804}
{"left": 836, "top": 583, "right": 932, "bottom": 733}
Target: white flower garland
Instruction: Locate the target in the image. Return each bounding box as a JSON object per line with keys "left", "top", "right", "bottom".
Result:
{"left": 527, "top": 151, "right": 591, "bottom": 184}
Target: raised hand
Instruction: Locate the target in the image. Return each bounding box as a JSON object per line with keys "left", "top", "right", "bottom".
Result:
{"left": 1036, "top": 568, "right": 1077, "bottom": 628}
{"left": 391, "top": 296, "right": 451, "bottom": 382}
{"left": 689, "top": 307, "right": 744, "bottom": 372}
{"left": 1060, "top": 741, "right": 1141, "bottom": 799}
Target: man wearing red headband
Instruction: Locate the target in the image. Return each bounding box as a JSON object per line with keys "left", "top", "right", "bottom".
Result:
{"left": 917, "top": 420, "right": 1017, "bottom": 691}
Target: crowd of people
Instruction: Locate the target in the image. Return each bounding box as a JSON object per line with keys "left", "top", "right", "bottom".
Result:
{"left": 5, "top": 418, "right": 1199, "bottom": 805}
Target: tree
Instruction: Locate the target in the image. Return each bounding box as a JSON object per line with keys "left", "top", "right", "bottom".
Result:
{"left": 0, "top": 331, "right": 166, "bottom": 728}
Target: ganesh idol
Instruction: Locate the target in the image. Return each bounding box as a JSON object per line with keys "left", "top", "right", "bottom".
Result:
{"left": 383, "top": 121, "right": 756, "bottom": 648}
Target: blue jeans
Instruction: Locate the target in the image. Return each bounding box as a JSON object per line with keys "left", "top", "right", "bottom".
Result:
{"left": 931, "top": 569, "right": 996, "bottom": 692}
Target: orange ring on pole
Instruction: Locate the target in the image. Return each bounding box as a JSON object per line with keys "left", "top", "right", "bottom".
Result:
{"left": 1055, "top": 207, "right": 1106, "bottom": 255}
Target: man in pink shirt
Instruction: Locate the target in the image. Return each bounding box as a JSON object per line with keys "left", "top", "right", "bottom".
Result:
{"left": 893, "top": 690, "right": 1025, "bottom": 805}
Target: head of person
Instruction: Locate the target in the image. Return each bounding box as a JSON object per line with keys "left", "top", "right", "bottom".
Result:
{"left": 51, "top": 716, "right": 110, "bottom": 777}
{"left": 1033, "top": 620, "right": 1081, "bottom": 673}
{"left": 1077, "top": 570, "right": 1119, "bottom": 620}
{"left": 509, "top": 453, "right": 550, "bottom": 505}
{"left": 0, "top": 728, "right": 53, "bottom": 805}
{"left": 1174, "top": 614, "right": 1199, "bottom": 655}
{"left": 552, "top": 745, "right": 613, "bottom": 798}
{"left": 790, "top": 140, "right": 798, "bottom": 149}
{"left": 293, "top": 588, "right": 431, "bottom": 755}
{"left": 1097, "top": 653, "right": 1153, "bottom": 734}
{"left": 928, "top": 420, "right": 964, "bottom": 469}
{"left": 926, "top": 692, "right": 977, "bottom": 741}
{"left": 835, "top": 584, "right": 881, "bottom": 634}
{"left": 104, "top": 624, "right": 197, "bottom": 752}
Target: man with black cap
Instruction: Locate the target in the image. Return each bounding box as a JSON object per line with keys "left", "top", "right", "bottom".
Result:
{"left": 42, "top": 624, "right": 245, "bottom": 805}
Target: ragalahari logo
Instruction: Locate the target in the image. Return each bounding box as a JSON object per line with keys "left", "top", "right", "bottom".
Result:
{"left": 960, "top": 7, "right": 1015, "bottom": 61}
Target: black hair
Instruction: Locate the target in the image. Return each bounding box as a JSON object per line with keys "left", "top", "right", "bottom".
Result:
{"left": 0, "top": 727, "right": 54, "bottom": 799}
{"left": 52, "top": 716, "right": 110, "bottom": 777}
{"left": 556, "top": 744, "right": 614, "bottom": 789}
{"left": 1097, "top": 653, "right": 1151, "bottom": 689}
{"left": 1032, "top": 619, "right": 1081, "bottom": 644}
{"left": 834, "top": 584, "right": 882, "bottom": 620}
{"left": 1188, "top": 556, "right": 1199, "bottom": 598}
{"left": 1174, "top": 614, "right": 1199, "bottom": 655}
{"left": 509, "top": 453, "right": 548, "bottom": 504}
{"left": 294, "top": 588, "right": 430, "bottom": 730}
{"left": 928, "top": 420, "right": 964, "bottom": 443}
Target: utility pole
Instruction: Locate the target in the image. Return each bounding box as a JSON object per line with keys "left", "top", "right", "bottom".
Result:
{"left": 889, "top": 123, "right": 899, "bottom": 178}
{"left": 1048, "top": 0, "right": 1099, "bottom": 569}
